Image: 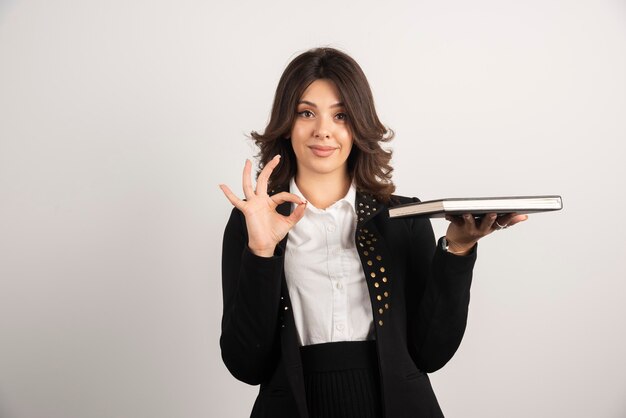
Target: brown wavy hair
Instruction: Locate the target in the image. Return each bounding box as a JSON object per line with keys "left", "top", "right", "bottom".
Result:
{"left": 251, "top": 47, "right": 396, "bottom": 203}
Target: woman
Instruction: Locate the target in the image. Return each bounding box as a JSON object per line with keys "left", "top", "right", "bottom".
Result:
{"left": 219, "top": 47, "right": 526, "bottom": 418}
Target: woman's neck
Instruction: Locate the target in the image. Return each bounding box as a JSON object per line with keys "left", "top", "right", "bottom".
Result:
{"left": 295, "top": 171, "right": 351, "bottom": 210}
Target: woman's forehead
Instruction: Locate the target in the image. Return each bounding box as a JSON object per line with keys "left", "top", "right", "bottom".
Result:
{"left": 299, "top": 79, "right": 343, "bottom": 105}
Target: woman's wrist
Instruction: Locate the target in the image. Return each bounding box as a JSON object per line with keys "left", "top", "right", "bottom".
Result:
{"left": 248, "top": 244, "right": 277, "bottom": 258}
{"left": 443, "top": 236, "right": 476, "bottom": 256}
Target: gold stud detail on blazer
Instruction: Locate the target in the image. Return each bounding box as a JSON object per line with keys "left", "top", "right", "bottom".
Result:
{"left": 379, "top": 320, "right": 383, "bottom": 326}
{"left": 353, "top": 204, "right": 389, "bottom": 318}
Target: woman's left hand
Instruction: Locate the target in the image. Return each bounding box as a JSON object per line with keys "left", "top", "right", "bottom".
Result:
{"left": 443, "top": 212, "right": 528, "bottom": 255}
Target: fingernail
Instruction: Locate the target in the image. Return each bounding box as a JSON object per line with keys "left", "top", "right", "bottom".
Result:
{"left": 490, "top": 214, "right": 497, "bottom": 219}
{"left": 274, "top": 154, "right": 281, "bottom": 159}
{"left": 464, "top": 214, "right": 471, "bottom": 219}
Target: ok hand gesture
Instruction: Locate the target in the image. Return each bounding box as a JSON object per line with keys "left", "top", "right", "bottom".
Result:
{"left": 219, "top": 155, "right": 307, "bottom": 257}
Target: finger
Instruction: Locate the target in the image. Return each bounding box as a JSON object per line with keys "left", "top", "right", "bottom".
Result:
{"left": 494, "top": 213, "right": 520, "bottom": 229}
{"left": 506, "top": 214, "right": 529, "bottom": 227}
{"left": 461, "top": 213, "right": 477, "bottom": 229}
{"left": 286, "top": 201, "right": 307, "bottom": 226}
{"left": 490, "top": 213, "right": 527, "bottom": 230}
{"left": 256, "top": 155, "right": 281, "bottom": 196}
{"left": 271, "top": 191, "right": 306, "bottom": 206}
{"left": 242, "top": 159, "right": 255, "bottom": 200}
{"left": 445, "top": 214, "right": 465, "bottom": 227}
{"left": 479, "top": 213, "right": 498, "bottom": 233}
{"left": 492, "top": 213, "right": 513, "bottom": 231}
{"left": 219, "top": 184, "right": 244, "bottom": 210}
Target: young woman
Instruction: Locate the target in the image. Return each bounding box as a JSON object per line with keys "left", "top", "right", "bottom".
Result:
{"left": 219, "top": 47, "right": 526, "bottom": 418}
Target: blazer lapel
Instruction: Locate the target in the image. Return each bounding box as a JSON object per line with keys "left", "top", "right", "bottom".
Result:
{"left": 353, "top": 192, "right": 393, "bottom": 326}
{"left": 355, "top": 192, "right": 384, "bottom": 227}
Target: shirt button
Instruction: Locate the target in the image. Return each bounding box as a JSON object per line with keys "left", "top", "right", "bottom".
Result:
{"left": 336, "top": 323, "right": 345, "bottom": 331}
{"left": 327, "top": 225, "right": 336, "bottom": 232}
{"left": 336, "top": 282, "right": 343, "bottom": 290}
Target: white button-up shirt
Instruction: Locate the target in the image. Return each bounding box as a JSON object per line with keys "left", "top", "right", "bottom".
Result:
{"left": 284, "top": 178, "right": 375, "bottom": 346}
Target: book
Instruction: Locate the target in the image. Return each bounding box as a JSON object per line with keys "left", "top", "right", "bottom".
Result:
{"left": 388, "top": 195, "right": 563, "bottom": 219}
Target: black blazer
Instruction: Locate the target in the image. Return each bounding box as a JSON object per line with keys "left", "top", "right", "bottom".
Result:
{"left": 220, "top": 190, "right": 477, "bottom": 418}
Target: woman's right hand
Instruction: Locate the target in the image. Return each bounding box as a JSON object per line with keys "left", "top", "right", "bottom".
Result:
{"left": 219, "top": 155, "right": 307, "bottom": 257}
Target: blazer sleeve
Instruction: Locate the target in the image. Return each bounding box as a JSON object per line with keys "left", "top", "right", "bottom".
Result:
{"left": 219, "top": 207, "right": 283, "bottom": 385}
{"left": 405, "top": 204, "right": 477, "bottom": 373}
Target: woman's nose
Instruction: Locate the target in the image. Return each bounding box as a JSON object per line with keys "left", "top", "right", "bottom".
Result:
{"left": 314, "top": 117, "right": 331, "bottom": 138}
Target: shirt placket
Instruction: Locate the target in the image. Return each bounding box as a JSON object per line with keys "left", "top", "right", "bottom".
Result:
{"left": 325, "top": 211, "right": 347, "bottom": 341}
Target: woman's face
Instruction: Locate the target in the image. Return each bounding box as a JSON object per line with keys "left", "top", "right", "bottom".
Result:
{"left": 290, "top": 79, "right": 353, "bottom": 180}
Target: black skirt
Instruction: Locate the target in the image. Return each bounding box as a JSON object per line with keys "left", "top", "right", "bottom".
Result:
{"left": 299, "top": 340, "right": 383, "bottom": 418}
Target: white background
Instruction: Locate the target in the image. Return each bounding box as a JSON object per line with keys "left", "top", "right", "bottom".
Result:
{"left": 1, "top": 0, "right": 625, "bottom": 417}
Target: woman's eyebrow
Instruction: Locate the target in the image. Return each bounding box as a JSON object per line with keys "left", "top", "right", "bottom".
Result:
{"left": 298, "top": 100, "right": 345, "bottom": 108}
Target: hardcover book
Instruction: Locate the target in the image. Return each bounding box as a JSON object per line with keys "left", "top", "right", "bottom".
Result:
{"left": 388, "top": 195, "right": 563, "bottom": 219}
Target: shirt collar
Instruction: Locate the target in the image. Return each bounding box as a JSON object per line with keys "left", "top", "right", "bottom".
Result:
{"left": 289, "top": 177, "right": 356, "bottom": 214}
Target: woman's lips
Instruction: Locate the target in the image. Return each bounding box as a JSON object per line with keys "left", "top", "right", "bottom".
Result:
{"left": 309, "top": 146, "right": 338, "bottom": 157}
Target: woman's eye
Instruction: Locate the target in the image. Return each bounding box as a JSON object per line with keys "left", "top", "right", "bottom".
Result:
{"left": 298, "top": 110, "right": 314, "bottom": 118}
{"left": 336, "top": 112, "right": 348, "bottom": 120}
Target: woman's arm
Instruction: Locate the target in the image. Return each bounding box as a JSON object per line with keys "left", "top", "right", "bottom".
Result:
{"left": 405, "top": 215, "right": 477, "bottom": 373}
{"left": 219, "top": 207, "right": 284, "bottom": 385}
{"left": 219, "top": 156, "right": 307, "bottom": 385}
{"left": 405, "top": 197, "right": 528, "bottom": 372}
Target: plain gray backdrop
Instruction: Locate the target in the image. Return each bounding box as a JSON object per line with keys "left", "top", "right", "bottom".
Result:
{"left": 1, "top": 0, "right": 625, "bottom": 417}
